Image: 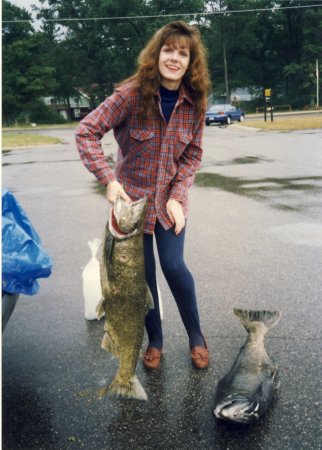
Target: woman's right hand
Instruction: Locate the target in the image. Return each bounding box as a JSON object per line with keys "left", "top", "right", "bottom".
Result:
{"left": 166, "top": 198, "right": 185, "bottom": 235}
{"left": 106, "top": 181, "right": 131, "bottom": 204}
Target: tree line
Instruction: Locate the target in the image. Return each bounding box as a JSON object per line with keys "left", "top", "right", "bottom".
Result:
{"left": 2, "top": 0, "right": 322, "bottom": 125}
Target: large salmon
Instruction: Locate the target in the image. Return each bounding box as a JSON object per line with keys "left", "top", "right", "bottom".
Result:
{"left": 214, "top": 308, "right": 281, "bottom": 424}
{"left": 98, "top": 196, "right": 153, "bottom": 400}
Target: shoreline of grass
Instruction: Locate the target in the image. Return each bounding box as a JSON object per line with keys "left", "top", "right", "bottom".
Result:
{"left": 240, "top": 115, "right": 322, "bottom": 131}
{"left": 2, "top": 133, "right": 62, "bottom": 150}
{"left": 2, "top": 122, "right": 79, "bottom": 132}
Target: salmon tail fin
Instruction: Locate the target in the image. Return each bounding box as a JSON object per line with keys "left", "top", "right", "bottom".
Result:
{"left": 99, "top": 375, "right": 147, "bottom": 401}
{"left": 233, "top": 308, "right": 281, "bottom": 334}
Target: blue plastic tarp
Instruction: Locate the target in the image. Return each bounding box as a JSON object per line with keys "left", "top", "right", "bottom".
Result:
{"left": 2, "top": 188, "right": 53, "bottom": 295}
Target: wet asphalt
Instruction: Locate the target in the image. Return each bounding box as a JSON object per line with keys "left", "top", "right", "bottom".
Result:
{"left": 2, "top": 123, "right": 322, "bottom": 450}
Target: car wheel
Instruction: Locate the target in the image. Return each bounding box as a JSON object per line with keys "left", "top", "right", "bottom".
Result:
{"left": 239, "top": 115, "right": 245, "bottom": 122}
{"left": 226, "top": 116, "right": 231, "bottom": 125}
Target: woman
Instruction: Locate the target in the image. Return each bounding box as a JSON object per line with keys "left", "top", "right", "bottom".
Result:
{"left": 76, "top": 20, "right": 211, "bottom": 369}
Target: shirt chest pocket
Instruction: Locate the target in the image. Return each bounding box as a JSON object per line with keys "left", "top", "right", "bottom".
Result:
{"left": 173, "top": 132, "right": 193, "bottom": 160}
{"left": 129, "top": 129, "right": 155, "bottom": 158}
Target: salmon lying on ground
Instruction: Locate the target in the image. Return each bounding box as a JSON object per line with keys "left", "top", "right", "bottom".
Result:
{"left": 214, "top": 308, "right": 281, "bottom": 424}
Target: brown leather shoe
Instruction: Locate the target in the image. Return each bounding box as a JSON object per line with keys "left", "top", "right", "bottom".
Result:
{"left": 191, "top": 344, "right": 209, "bottom": 369}
{"left": 143, "top": 347, "right": 162, "bottom": 369}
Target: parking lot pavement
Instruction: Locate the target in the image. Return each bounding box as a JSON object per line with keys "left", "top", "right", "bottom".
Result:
{"left": 2, "top": 126, "right": 322, "bottom": 449}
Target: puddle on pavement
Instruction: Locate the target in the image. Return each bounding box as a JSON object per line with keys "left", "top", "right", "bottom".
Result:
{"left": 2, "top": 161, "right": 36, "bottom": 167}
{"left": 195, "top": 173, "right": 322, "bottom": 213}
{"left": 90, "top": 147, "right": 321, "bottom": 215}
{"left": 231, "top": 156, "right": 265, "bottom": 164}
{"left": 217, "top": 155, "right": 272, "bottom": 166}
{"left": 201, "top": 155, "right": 273, "bottom": 169}
{"left": 2, "top": 158, "right": 80, "bottom": 167}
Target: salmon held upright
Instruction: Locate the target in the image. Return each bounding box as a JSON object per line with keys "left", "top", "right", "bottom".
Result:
{"left": 214, "top": 308, "right": 281, "bottom": 424}
{"left": 97, "top": 196, "right": 153, "bottom": 400}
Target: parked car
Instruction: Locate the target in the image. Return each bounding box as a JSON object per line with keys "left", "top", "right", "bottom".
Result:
{"left": 205, "top": 104, "right": 245, "bottom": 125}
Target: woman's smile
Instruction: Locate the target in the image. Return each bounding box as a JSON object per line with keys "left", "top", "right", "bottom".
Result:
{"left": 158, "top": 42, "right": 190, "bottom": 90}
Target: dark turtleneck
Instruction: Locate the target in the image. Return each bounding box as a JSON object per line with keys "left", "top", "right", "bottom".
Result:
{"left": 160, "top": 85, "right": 179, "bottom": 124}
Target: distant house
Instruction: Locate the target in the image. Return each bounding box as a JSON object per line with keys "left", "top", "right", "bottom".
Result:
{"left": 209, "top": 88, "right": 258, "bottom": 106}
{"left": 230, "top": 88, "right": 256, "bottom": 102}
{"left": 43, "top": 90, "right": 92, "bottom": 121}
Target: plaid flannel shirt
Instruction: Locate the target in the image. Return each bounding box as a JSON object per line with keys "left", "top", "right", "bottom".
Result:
{"left": 75, "top": 82, "right": 205, "bottom": 234}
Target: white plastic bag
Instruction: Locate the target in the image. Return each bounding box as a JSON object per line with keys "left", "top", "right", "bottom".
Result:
{"left": 82, "top": 239, "right": 104, "bottom": 320}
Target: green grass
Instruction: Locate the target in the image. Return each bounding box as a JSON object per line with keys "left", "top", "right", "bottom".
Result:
{"left": 241, "top": 115, "right": 322, "bottom": 131}
{"left": 2, "top": 122, "right": 79, "bottom": 131}
{"left": 2, "top": 133, "right": 62, "bottom": 149}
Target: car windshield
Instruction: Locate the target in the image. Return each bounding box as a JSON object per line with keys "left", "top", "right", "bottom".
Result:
{"left": 208, "top": 104, "right": 230, "bottom": 112}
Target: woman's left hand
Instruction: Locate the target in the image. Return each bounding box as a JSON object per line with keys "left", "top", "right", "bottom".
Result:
{"left": 166, "top": 199, "right": 185, "bottom": 235}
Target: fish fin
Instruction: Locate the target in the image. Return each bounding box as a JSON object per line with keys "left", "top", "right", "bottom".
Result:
{"left": 101, "top": 326, "right": 119, "bottom": 358}
{"left": 101, "top": 326, "right": 120, "bottom": 357}
{"left": 100, "top": 229, "right": 113, "bottom": 299}
{"left": 104, "top": 375, "right": 147, "bottom": 401}
{"left": 233, "top": 308, "right": 281, "bottom": 334}
{"left": 101, "top": 332, "right": 114, "bottom": 352}
{"left": 105, "top": 231, "right": 114, "bottom": 264}
{"left": 96, "top": 297, "right": 105, "bottom": 319}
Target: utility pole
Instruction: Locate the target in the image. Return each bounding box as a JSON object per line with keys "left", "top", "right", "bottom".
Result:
{"left": 316, "top": 59, "right": 319, "bottom": 107}
{"left": 223, "top": 41, "right": 229, "bottom": 104}
{"left": 217, "top": 0, "right": 229, "bottom": 104}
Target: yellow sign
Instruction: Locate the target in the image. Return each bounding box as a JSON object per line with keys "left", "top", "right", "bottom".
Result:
{"left": 265, "top": 89, "right": 271, "bottom": 97}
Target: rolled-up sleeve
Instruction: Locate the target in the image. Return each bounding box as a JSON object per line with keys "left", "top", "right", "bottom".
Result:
{"left": 169, "top": 114, "right": 204, "bottom": 202}
{"left": 75, "top": 89, "right": 129, "bottom": 185}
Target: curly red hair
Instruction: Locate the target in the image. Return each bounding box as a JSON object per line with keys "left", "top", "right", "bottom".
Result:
{"left": 119, "top": 21, "right": 211, "bottom": 119}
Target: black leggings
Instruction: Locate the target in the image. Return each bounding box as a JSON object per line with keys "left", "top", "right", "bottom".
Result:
{"left": 144, "top": 221, "right": 204, "bottom": 350}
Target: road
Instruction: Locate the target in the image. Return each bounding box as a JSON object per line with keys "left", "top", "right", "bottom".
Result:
{"left": 2, "top": 124, "right": 322, "bottom": 450}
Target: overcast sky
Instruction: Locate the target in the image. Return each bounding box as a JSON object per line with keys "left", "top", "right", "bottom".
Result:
{"left": 7, "top": 0, "right": 42, "bottom": 22}
{"left": 8, "top": 0, "right": 41, "bottom": 11}
{"left": 7, "top": 1, "right": 44, "bottom": 30}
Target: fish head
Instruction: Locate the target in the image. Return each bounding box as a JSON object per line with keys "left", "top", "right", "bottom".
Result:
{"left": 113, "top": 196, "right": 148, "bottom": 234}
{"left": 214, "top": 394, "right": 259, "bottom": 424}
